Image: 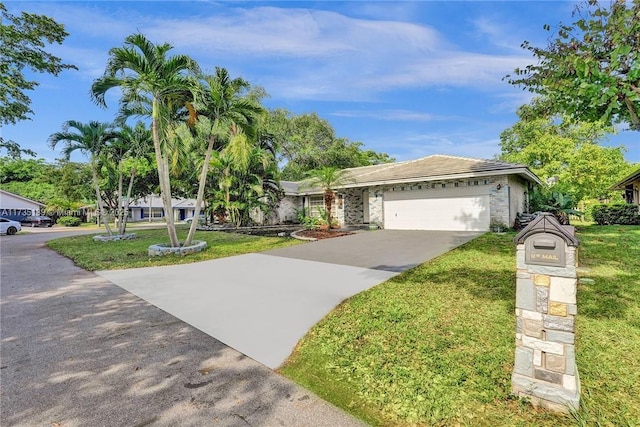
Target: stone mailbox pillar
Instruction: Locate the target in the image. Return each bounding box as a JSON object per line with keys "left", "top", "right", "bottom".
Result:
{"left": 512, "top": 213, "right": 580, "bottom": 412}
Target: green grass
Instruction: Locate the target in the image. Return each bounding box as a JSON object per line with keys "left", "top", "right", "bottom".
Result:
{"left": 280, "top": 225, "right": 640, "bottom": 426}
{"left": 47, "top": 225, "right": 301, "bottom": 270}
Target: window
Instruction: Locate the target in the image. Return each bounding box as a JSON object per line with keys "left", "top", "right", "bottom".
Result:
{"left": 308, "top": 195, "right": 336, "bottom": 218}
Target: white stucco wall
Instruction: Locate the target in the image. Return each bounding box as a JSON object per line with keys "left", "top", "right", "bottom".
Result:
{"left": 0, "top": 191, "right": 44, "bottom": 218}
{"left": 276, "top": 196, "right": 300, "bottom": 224}
{"left": 508, "top": 175, "right": 530, "bottom": 224}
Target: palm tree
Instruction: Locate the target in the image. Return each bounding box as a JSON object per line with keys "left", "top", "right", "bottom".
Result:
{"left": 91, "top": 33, "right": 200, "bottom": 247}
{"left": 206, "top": 133, "right": 280, "bottom": 228}
{"left": 105, "top": 122, "right": 153, "bottom": 234}
{"left": 48, "top": 120, "right": 117, "bottom": 234}
{"left": 303, "top": 166, "right": 353, "bottom": 228}
{"left": 182, "top": 67, "right": 265, "bottom": 246}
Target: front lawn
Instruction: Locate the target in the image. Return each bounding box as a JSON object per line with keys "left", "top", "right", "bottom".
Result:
{"left": 280, "top": 225, "right": 640, "bottom": 426}
{"left": 47, "top": 226, "right": 301, "bottom": 270}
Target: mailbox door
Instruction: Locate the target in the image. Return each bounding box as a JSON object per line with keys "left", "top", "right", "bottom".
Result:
{"left": 525, "top": 234, "right": 566, "bottom": 267}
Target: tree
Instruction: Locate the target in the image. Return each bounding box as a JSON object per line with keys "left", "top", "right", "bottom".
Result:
{"left": 0, "top": 3, "right": 76, "bottom": 125}
{"left": 303, "top": 167, "right": 353, "bottom": 228}
{"left": 206, "top": 130, "right": 281, "bottom": 228}
{"left": 500, "top": 104, "right": 630, "bottom": 202}
{"left": 49, "top": 120, "right": 117, "bottom": 234}
{"left": 0, "top": 3, "right": 76, "bottom": 156}
{"left": 266, "top": 109, "right": 394, "bottom": 180}
{"left": 0, "top": 157, "right": 92, "bottom": 210}
{"left": 102, "top": 122, "right": 154, "bottom": 235}
{"left": 507, "top": 0, "right": 640, "bottom": 130}
{"left": 91, "top": 33, "right": 200, "bottom": 247}
{"left": 53, "top": 160, "right": 93, "bottom": 204}
{"left": 0, "top": 140, "right": 36, "bottom": 159}
{"left": 0, "top": 157, "right": 56, "bottom": 203}
{"left": 181, "top": 68, "right": 265, "bottom": 246}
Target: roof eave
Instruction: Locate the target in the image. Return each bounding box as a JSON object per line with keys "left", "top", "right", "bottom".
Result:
{"left": 0, "top": 189, "right": 46, "bottom": 207}
{"left": 292, "top": 167, "right": 541, "bottom": 195}
{"left": 609, "top": 168, "right": 640, "bottom": 190}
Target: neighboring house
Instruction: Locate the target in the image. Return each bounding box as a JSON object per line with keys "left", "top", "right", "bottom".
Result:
{"left": 0, "top": 189, "right": 46, "bottom": 221}
{"left": 83, "top": 195, "right": 203, "bottom": 223}
{"left": 610, "top": 166, "right": 640, "bottom": 206}
{"left": 127, "top": 195, "right": 203, "bottom": 222}
{"left": 271, "top": 155, "right": 541, "bottom": 232}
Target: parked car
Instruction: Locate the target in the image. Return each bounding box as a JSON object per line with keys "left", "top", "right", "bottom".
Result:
{"left": 0, "top": 217, "right": 22, "bottom": 235}
{"left": 185, "top": 214, "right": 207, "bottom": 224}
{"left": 21, "top": 215, "right": 54, "bottom": 227}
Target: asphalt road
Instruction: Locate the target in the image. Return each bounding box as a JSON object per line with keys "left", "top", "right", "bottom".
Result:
{"left": 0, "top": 231, "right": 367, "bottom": 427}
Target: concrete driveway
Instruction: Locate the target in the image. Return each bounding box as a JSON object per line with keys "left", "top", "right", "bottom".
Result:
{"left": 98, "top": 230, "right": 481, "bottom": 369}
{"left": 266, "top": 230, "right": 482, "bottom": 272}
{"left": 1, "top": 231, "right": 367, "bottom": 427}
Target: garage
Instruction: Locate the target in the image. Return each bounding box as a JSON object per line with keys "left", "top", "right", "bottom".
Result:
{"left": 383, "top": 187, "right": 490, "bottom": 231}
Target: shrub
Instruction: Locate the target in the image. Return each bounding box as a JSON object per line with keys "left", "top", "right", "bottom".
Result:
{"left": 592, "top": 203, "right": 640, "bottom": 225}
{"left": 57, "top": 216, "right": 81, "bottom": 227}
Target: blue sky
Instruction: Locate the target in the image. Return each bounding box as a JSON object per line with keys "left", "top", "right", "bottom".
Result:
{"left": 3, "top": 1, "right": 639, "bottom": 164}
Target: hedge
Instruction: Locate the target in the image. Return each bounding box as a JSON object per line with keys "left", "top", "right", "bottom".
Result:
{"left": 591, "top": 203, "right": 640, "bottom": 225}
{"left": 57, "top": 216, "right": 82, "bottom": 227}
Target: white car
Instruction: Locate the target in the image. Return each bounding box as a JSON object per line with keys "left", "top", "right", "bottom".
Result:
{"left": 0, "top": 217, "right": 22, "bottom": 235}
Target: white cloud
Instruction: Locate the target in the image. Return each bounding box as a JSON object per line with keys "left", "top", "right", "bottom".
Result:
{"left": 387, "top": 133, "right": 503, "bottom": 162}
{"left": 138, "top": 6, "right": 524, "bottom": 100}
{"left": 471, "top": 16, "right": 525, "bottom": 53}
{"left": 19, "top": 3, "right": 535, "bottom": 102}
{"left": 331, "top": 109, "right": 441, "bottom": 122}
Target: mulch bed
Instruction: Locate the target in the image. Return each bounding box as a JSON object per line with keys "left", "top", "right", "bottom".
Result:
{"left": 295, "top": 229, "right": 354, "bottom": 240}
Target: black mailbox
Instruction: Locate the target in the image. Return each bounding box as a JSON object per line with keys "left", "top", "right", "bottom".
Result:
{"left": 515, "top": 213, "right": 579, "bottom": 267}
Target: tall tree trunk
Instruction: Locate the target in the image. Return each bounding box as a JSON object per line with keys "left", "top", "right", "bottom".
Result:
{"left": 152, "top": 99, "right": 180, "bottom": 247}
{"left": 624, "top": 97, "right": 640, "bottom": 131}
{"left": 185, "top": 135, "right": 216, "bottom": 246}
{"left": 324, "top": 190, "right": 335, "bottom": 228}
{"left": 117, "top": 163, "right": 124, "bottom": 235}
{"left": 91, "top": 158, "right": 112, "bottom": 236}
{"left": 120, "top": 168, "right": 136, "bottom": 235}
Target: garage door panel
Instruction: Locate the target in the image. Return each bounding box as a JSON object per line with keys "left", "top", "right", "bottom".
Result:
{"left": 384, "top": 194, "right": 490, "bottom": 231}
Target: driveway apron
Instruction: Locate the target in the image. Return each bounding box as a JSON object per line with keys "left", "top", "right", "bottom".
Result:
{"left": 97, "top": 230, "right": 481, "bottom": 369}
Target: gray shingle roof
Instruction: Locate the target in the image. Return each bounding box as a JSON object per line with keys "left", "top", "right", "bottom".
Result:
{"left": 283, "top": 155, "right": 540, "bottom": 194}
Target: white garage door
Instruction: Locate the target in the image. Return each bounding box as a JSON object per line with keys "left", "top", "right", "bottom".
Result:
{"left": 384, "top": 188, "right": 490, "bottom": 231}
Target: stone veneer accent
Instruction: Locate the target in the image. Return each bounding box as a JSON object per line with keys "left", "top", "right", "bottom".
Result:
{"left": 343, "top": 188, "right": 364, "bottom": 225}
{"left": 512, "top": 231, "right": 580, "bottom": 412}
{"left": 148, "top": 240, "right": 207, "bottom": 256}
{"left": 367, "top": 186, "right": 384, "bottom": 227}
{"left": 93, "top": 233, "right": 137, "bottom": 242}
{"left": 489, "top": 176, "right": 510, "bottom": 226}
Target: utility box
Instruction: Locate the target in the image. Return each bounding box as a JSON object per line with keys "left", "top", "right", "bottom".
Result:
{"left": 512, "top": 213, "right": 581, "bottom": 412}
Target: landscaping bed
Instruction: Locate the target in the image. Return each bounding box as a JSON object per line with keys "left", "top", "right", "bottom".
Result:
{"left": 280, "top": 225, "right": 640, "bottom": 426}
{"left": 48, "top": 226, "right": 301, "bottom": 270}
{"left": 293, "top": 229, "right": 354, "bottom": 240}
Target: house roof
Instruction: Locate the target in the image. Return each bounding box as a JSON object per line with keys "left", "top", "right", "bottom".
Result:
{"left": 609, "top": 166, "right": 640, "bottom": 190}
{"left": 0, "top": 189, "right": 46, "bottom": 207}
{"left": 283, "top": 155, "right": 541, "bottom": 195}
{"left": 128, "top": 195, "right": 202, "bottom": 209}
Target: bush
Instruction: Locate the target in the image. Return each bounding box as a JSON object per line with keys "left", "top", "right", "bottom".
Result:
{"left": 592, "top": 203, "right": 640, "bottom": 225}
{"left": 57, "top": 216, "right": 82, "bottom": 227}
